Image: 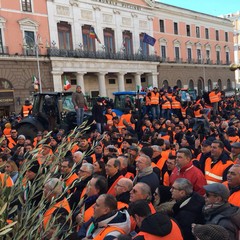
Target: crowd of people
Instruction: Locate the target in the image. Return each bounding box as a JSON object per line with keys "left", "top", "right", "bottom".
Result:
{"left": 0, "top": 85, "right": 240, "bottom": 239}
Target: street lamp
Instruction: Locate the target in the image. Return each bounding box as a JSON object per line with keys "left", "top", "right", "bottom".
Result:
{"left": 23, "top": 34, "right": 42, "bottom": 93}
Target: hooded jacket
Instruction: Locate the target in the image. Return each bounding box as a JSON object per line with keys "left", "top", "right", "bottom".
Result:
{"left": 133, "top": 212, "right": 183, "bottom": 240}
{"left": 78, "top": 209, "right": 131, "bottom": 239}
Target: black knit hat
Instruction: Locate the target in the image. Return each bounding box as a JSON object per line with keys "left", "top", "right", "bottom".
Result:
{"left": 28, "top": 161, "right": 40, "bottom": 174}
{"left": 193, "top": 224, "right": 229, "bottom": 240}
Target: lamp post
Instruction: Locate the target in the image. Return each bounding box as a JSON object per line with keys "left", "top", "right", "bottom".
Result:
{"left": 23, "top": 34, "right": 42, "bottom": 93}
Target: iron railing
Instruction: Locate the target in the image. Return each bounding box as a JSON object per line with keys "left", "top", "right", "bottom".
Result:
{"left": 47, "top": 47, "right": 160, "bottom": 62}
{"left": 0, "top": 46, "right": 9, "bottom": 55}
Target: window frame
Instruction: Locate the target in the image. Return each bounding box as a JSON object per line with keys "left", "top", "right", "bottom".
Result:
{"left": 58, "top": 21, "right": 73, "bottom": 50}
{"left": 186, "top": 24, "right": 191, "bottom": 37}
{"left": 21, "top": 0, "right": 32, "bottom": 12}
{"left": 174, "top": 22, "right": 178, "bottom": 35}
{"left": 159, "top": 19, "right": 165, "bottom": 33}
{"left": 104, "top": 28, "right": 115, "bottom": 53}
{"left": 205, "top": 28, "right": 209, "bottom": 39}
{"left": 196, "top": 26, "right": 200, "bottom": 38}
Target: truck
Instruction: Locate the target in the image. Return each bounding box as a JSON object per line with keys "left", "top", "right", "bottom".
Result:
{"left": 16, "top": 92, "right": 91, "bottom": 140}
{"left": 112, "top": 91, "right": 146, "bottom": 116}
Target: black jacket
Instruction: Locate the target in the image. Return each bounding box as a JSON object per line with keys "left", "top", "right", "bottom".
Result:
{"left": 172, "top": 192, "right": 205, "bottom": 240}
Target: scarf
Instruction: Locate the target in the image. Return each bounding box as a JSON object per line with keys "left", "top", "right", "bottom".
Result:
{"left": 133, "top": 166, "right": 153, "bottom": 185}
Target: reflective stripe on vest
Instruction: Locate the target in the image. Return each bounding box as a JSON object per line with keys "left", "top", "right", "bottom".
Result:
{"left": 205, "top": 158, "right": 233, "bottom": 183}
{"left": 150, "top": 92, "right": 159, "bottom": 105}
{"left": 171, "top": 96, "right": 181, "bottom": 109}
{"left": 162, "top": 96, "right": 171, "bottom": 109}
{"left": 92, "top": 226, "right": 126, "bottom": 240}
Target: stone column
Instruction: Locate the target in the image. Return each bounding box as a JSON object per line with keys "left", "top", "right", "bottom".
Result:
{"left": 148, "top": 72, "right": 159, "bottom": 88}
{"left": 117, "top": 72, "right": 125, "bottom": 91}
{"left": 76, "top": 72, "right": 86, "bottom": 93}
{"left": 134, "top": 72, "right": 142, "bottom": 91}
{"left": 97, "top": 72, "right": 107, "bottom": 97}
{"left": 52, "top": 71, "right": 63, "bottom": 92}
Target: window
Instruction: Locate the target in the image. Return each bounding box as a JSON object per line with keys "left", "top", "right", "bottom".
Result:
{"left": 21, "top": 0, "right": 32, "bottom": 12}
{"left": 123, "top": 31, "right": 133, "bottom": 55}
{"left": 58, "top": 22, "right": 72, "bottom": 50}
{"left": 208, "top": 79, "right": 212, "bottom": 91}
{"left": 24, "top": 31, "right": 36, "bottom": 55}
{"left": 216, "top": 50, "right": 220, "bottom": 64}
{"left": 217, "top": 79, "right": 222, "bottom": 90}
{"left": 161, "top": 45, "right": 166, "bottom": 60}
{"left": 109, "top": 79, "right": 116, "bottom": 84}
{"left": 175, "top": 46, "right": 180, "bottom": 60}
{"left": 189, "top": 79, "right": 194, "bottom": 90}
{"left": 196, "top": 26, "right": 200, "bottom": 38}
{"left": 187, "top": 48, "right": 192, "bottom": 62}
{"left": 174, "top": 22, "right": 178, "bottom": 35}
{"left": 197, "top": 49, "right": 201, "bottom": 63}
{"left": 186, "top": 25, "right": 191, "bottom": 36}
{"left": 126, "top": 79, "right": 132, "bottom": 84}
{"left": 216, "top": 30, "right": 219, "bottom": 41}
{"left": 140, "top": 33, "right": 149, "bottom": 56}
{"left": 226, "top": 52, "right": 230, "bottom": 64}
{"left": 159, "top": 20, "right": 165, "bottom": 33}
{"left": 227, "top": 79, "right": 232, "bottom": 90}
{"left": 205, "top": 28, "right": 209, "bottom": 39}
{"left": 225, "top": 32, "right": 228, "bottom": 42}
{"left": 104, "top": 28, "right": 115, "bottom": 53}
{"left": 82, "top": 25, "right": 95, "bottom": 51}
{"left": 206, "top": 49, "right": 210, "bottom": 64}
{"left": 176, "top": 80, "right": 182, "bottom": 88}
{"left": 163, "top": 80, "right": 169, "bottom": 89}
{"left": 0, "top": 29, "right": 4, "bottom": 54}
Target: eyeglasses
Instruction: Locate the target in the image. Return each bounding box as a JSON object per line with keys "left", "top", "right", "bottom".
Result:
{"left": 11, "top": 132, "right": 17, "bottom": 134}
{"left": 79, "top": 169, "right": 88, "bottom": 173}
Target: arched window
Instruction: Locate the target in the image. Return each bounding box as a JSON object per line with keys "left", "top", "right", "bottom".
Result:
{"left": 104, "top": 28, "right": 115, "bottom": 53}
{"left": 176, "top": 79, "right": 182, "bottom": 88}
{"left": 217, "top": 79, "right": 222, "bottom": 90}
{"left": 189, "top": 79, "right": 194, "bottom": 90}
{"left": 208, "top": 79, "right": 212, "bottom": 91}
{"left": 197, "top": 78, "right": 204, "bottom": 96}
{"left": 162, "top": 80, "right": 169, "bottom": 90}
{"left": 227, "top": 79, "right": 232, "bottom": 90}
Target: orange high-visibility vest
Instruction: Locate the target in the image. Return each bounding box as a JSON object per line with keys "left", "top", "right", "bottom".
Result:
{"left": 150, "top": 92, "right": 160, "bottom": 105}
{"left": 22, "top": 105, "right": 33, "bottom": 117}
{"left": 171, "top": 96, "right": 181, "bottom": 109}
{"left": 0, "top": 173, "right": 14, "bottom": 187}
{"left": 205, "top": 158, "right": 233, "bottom": 184}
{"left": 223, "top": 181, "right": 240, "bottom": 207}
{"left": 107, "top": 175, "right": 124, "bottom": 196}
{"left": 43, "top": 198, "right": 70, "bottom": 230}
{"left": 162, "top": 96, "right": 171, "bottom": 109}
{"left": 134, "top": 220, "right": 183, "bottom": 240}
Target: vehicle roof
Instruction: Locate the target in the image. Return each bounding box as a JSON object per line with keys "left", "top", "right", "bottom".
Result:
{"left": 113, "top": 91, "right": 146, "bottom": 95}
{"left": 33, "top": 92, "right": 73, "bottom": 96}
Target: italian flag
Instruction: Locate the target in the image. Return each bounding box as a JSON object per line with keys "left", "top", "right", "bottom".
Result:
{"left": 64, "top": 76, "right": 71, "bottom": 91}
{"left": 32, "top": 75, "right": 39, "bottom": 91}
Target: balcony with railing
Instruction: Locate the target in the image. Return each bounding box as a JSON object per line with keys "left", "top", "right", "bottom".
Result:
{"left": 47, "top": 47, "right": 160, "bottom": 62}
{"left": 0, "top": 46, "right": 9, "bottom": 55}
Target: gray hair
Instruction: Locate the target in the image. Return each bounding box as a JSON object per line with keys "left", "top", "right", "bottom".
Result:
{"left": 174, "top": 178, "right": 193, "bottom": 196}
{"left": 136, "top": 182, "right": 152, "bottom": 202}
{"left": 45, "top": 178, "right": 63, "bottom": 197}
{"left": 177, "top": 148, "right": 192, "bottom": 160}
{"left": 151, "top": 145, "right": 162, "bottom": 152}
{"left": 139, "top": 154, "right": 152, "bottom": 166}
{"left": 82, "top": 163, "right": 94, "bottom": 175}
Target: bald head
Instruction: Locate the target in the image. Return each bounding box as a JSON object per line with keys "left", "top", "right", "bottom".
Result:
{"left": 115, "top": 177, "right": 133, "bottom": 196}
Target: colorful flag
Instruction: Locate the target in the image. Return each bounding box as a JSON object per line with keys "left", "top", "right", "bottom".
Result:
{"left": 64, "top": 76, "right": 71, "bottom": 91}
{"left": 89, "top": 27, "right": 101, "bottom": 44}
{"left": 143, "top": 33, "right": 156, "bottom": 46}
{"left": 32, "top": 75, "right": 39, "bottom": 91}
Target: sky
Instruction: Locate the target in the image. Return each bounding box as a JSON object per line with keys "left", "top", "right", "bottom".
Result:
{"left": 158, "top": 0, "right": 240, "bottom": 16}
